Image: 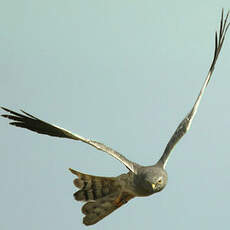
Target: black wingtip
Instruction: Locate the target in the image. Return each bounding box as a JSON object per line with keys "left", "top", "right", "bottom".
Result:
{"left": 1, "top": 107, "right": 11, "bottom": 113}
{"left": 9, "top": 122, "right": 18, "bottom": 126}
{"left": 220, "top": 9, "right": 224, "bottom": 39}
{"left": 1, "top": 114, "right": 9, "bottom": 118}
{"left": 20, "top": 110, "right": 37, "bottom": 119}
{"left": 1, "top": 107, "right": 20, "bottom": 115}
{"left": 209, "top": 9, "right": 230, "bottom": 73}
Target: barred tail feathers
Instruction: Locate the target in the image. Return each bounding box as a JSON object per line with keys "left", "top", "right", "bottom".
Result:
{"left": 69, "top": 168, "right": 120, "bottom": 201}
{"left": 69, "top": 168, "right": 135, "bottom": 225}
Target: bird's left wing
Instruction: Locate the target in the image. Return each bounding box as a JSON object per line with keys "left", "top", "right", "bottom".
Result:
{"left": 158, "top": 9, "right": 230, "bottom": 168}
{"left": 1, "top": 107, "right": 138, "bottom": 173}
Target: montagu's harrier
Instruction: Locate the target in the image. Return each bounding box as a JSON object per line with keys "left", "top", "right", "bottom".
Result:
{"left": 1, "top": 9, "right": 229, "bottom": 226}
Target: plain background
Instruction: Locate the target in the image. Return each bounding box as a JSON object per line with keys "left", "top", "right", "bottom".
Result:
{"left": 1, "top": 1, "right": 230, "bottom": 229}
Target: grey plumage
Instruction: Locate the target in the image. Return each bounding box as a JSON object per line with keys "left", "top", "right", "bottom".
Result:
{"left": 1, "top": 10, "right": 229, "bottom": 226}
{"left": 158, "top": 9, "right": 230, "bottom": 168}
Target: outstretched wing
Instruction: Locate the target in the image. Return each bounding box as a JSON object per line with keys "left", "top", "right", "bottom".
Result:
{"left": 158, "top": 9, "right": 230, "bottom": 168}
{"left": 1, "top": 107, "right": 138, "bottom": 173}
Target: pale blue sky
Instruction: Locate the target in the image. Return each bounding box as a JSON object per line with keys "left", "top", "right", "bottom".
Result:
{"left": 1, "top": 1, "right": 230, "bottom": 230}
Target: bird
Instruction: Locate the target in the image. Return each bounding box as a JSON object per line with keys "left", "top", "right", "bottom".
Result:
{"left": 1, "top": 10, "right": 229, "bottom": 226}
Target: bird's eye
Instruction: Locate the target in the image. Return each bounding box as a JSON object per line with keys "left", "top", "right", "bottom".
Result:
{"left": 158, "top": 178, "right": 162, "bottom": 184}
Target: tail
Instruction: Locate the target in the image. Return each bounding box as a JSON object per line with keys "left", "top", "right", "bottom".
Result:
{"left": 69, "top": 168, "right": 120, "bottom": 201}
{"left": 69, "top": 168, "right": 135, "bottom": 225}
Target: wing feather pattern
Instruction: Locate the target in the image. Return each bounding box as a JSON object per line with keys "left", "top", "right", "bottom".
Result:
{"left": 158, "top": 9, "right": 229, "bottom": 168}
{"left": 1, "top": 107, "right": 137, "bottom": 173}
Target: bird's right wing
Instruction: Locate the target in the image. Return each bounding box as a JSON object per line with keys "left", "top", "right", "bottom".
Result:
{"left": 158, "top": 9, "right": 229, "bottom": 168}
{"left": 1, "top": 107, "right": 138, "bottom": 173}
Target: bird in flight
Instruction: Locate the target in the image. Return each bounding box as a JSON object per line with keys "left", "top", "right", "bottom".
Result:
{"left": 1, "top": 10, "right": 229, "bottom": 226}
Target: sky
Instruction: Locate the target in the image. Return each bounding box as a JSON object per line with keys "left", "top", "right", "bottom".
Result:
{"left": 1, "top": 1, "right": 230, "bottom": 230}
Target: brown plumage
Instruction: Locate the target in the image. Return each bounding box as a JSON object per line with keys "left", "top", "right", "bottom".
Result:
{"left": 69, "top": 168, "right": 135, "bottom": 225}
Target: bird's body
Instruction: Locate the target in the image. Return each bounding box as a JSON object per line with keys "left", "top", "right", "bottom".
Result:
{"left": 1, "top": 10, "right": 229, "bottom": 226}
{"left": 69, "top": 164, "right": 167, "bottom": 225}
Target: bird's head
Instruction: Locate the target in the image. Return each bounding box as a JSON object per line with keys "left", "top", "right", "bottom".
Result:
{"left": 134, "top": 165, "right": 168, "bottom": 196}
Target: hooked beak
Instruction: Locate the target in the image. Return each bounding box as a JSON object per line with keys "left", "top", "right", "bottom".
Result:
{"left": 152, "top": 184, "right": 156, "bottom": 189}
